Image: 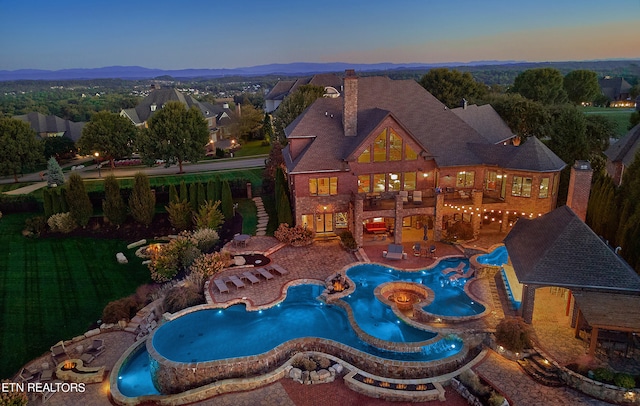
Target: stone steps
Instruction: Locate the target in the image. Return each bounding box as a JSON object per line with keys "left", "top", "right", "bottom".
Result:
{"left": 252, "top": 196, "right": 269, "bottom": 236}
{"left": 517, "top": 353, "right": 564, "bottom": 387}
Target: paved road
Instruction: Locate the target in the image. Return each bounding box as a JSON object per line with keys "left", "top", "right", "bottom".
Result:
{"left": 1, "top": 156, "right": 267, "bottom": 194}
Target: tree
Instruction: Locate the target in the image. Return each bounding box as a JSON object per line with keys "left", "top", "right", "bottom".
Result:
{"left": 166, "top": 200, "right": 192, "bottom": 231}
{"left": 46, "top": 156, "right": 65, "bottom": 187}
{"left": 485, "top": 93, "right": 550, "bottom": 140}
{"left": 630, "top": 112, "right": 640, "bottom": 130}
{"left": 169, "top": 183, "right": 179, "bottom": 204}
{"left": 129, "top": 172, "right": 156, "bottom": 226}
{"left": 43, "top": 187, "right": 53, "bottom": 218}
{"left": 262, "top": 113, "right": 274, "bottom": 144}
{"left": 511, "top": 68, "right": 568, "bottom": 104}
{"left": 563, "top": 70, "right": 600, "bottom": 105}
{"left": 179, "top": 180, "right": 188, "bottom": 202}
{"left": 137, "top": 101, "right": 210, "bottom": 173}
{"left": 220, "top": 180, "right": 233, "bottom": 220}
{"left": 0, "top": 117, "right": 44, "bottom": 182}
{"left": 43, "top": 136, "right": 77, "bottom": 161}
{"left": 65, "top": 173, "right": 93, "bottom": 227}
{"left": 418, "top": 68, "right": 487, "bottom": 108}
{"left": 274, "top": 84, "right": 325, "bottom": 143}
{"left": 263, "top": 142, "right": 284, "bottom": 194}
{"left": 103, "top": 175, "right": 127, "bottom": 226}
{"left": 77, "top": 111, "right": 137, "bottom": 169}
{"left": 197, "top": 182, "right": 206, "bottom": 209}
{"left": 193, "top": 200, "right": 224, "bottom": 230}
{"left": 233, "top": 103, "right": 264, "bottom": 140}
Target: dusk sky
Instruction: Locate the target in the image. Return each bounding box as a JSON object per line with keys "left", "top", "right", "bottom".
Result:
{"left": 1, "top": 0, "right": 639, "bottom": 71}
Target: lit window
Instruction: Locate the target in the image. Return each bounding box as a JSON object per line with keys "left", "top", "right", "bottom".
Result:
{"left": 357, "top": 148, "right": 370, "bottom": 163}
{"left": 357, "top": 175, "right": 370, "bottom": 193}
{"left": 388, "top": 172, "right": 401, "bottom": 191}
{"left": 511, "top": 176, "right": 532, "bottom": 197}
{"left": 403, "top": 172, "right": 416, "bottom": 191}
{"left": 456, "top": 171, "right": 475, "bottom": 188}
{"left": 309, "top": 177, "right": 338, "bottom": 196}
{"left": 485, "top": 171, "right": 497, "bottom": 190}
{"left": 539, "top": 177, "right": 549, "bottom": 198}
{"left": 373, "top": 173, "right": 385, "bottom": 192}
{"left": 309, "top": 178, "right": 317, "bottom": 195}
{"left": 330, "top": 177, "right": 337, "bottom": 195}
{"left": 373, "top": 130, "right": 386, "bottom": 162}
{"left": 405, "top": 143, "right": 418, "bottom": 160}
{"left": 335, "top": 212, "right": 348, "bottom": 228}
{"left": 389, "top": 130, "right": 402, "bottom": 161}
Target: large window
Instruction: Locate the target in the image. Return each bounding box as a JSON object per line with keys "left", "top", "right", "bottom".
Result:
{"left": 485, "top": 171, "right": 498, "bottom": 191}
{"left": 373, "top": 131, "right": 386, "bottom": 162}
{"left": 309, "top": 177, "right": 338, "bottom": 196}
{"left": 357, "top": 148, "right": 370, "bottom": 163}
{"left": 539, "top": 177, "right": 549, "bottom": 198}
{"left": 389, "top": 130, "right": 402, "bottom": 161}
{"left": 335, "top": 212, "right": 348, "bottom": 228}
{"left": 511, "top": 176, "right": 532, "bottom": 197}
{"left": 403, "top": 172, "right": 416, "bottom": 191}
{"left": 388, "top": 172, "right": 401, "bottom": 191}
{"left": 357, "top": 175, "right": 370, "bottom": 193}
{"left": 404, "top": 144, "right": 418, "bottom": 160}
{"left": 373, "top": 174, "right": 386, "bottom": 192}
{"left": 456, "top": 171, "right": 475, "bottom": 188}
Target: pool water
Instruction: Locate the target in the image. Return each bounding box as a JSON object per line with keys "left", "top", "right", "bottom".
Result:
{"left": 477, "top": 245, "right": 508, "bottom": 266}
{"left": 118, "top": 257, "right": 483, "bottom": 397}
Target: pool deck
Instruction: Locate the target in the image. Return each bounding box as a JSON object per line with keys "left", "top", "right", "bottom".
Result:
{"left": 19, "top": 233, "right": 616, "bottom": 405}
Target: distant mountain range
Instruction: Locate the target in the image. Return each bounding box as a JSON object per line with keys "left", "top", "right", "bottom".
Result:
{"left": 0, "top": 61, "right": 524, "bottom": 81}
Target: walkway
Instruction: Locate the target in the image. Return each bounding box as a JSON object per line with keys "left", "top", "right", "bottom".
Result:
{"left": 253, "top": 196, "right": 268, "bottom": 236}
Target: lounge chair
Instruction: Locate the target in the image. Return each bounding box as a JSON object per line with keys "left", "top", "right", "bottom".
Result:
{"left": 413, "top": 243, "right": 421, "bottom": 256}
{"left": 86, "top": 339, "right": 105, "bottom": 356}
{"left": 412, "top": 190, "right": 422, "bottom": 205}
{"left": 441, "top": 262, "right": 465, "bottom": 275}
{"left": 80, "top": 353, "right": 96, "bottom": 365}
{"left": 255, "top": 268, "right": 274, "bottom": 280}
{"left": 50, "top": 342, "right": 68, "bottom": 363}
{"left": 241, "top": 271, "right": 260, "bottom": 284}
{"left": 40, "top": 368, "right": 53, "bottom": 382}
{"left": 268, "top": 264, "right": 289, "bottom": 276}
{"left": 450, "top": 268, "right": 475, "bottom": 281}
{"left": 213, "top": 278, "right": 229, "bottom": 293}
{"left": 383, "top": 244, "right": 406, "bottom": 260}
{"left": 399, "top": 190, "right": 409, "bottom": 203}
{"left": 18, "top": 367, "right": 36, "bottom": 382}
{"left": 428, "top": 244, "right": 436, "bottom": 258}
{"left": 227, "top": 275, "right": 246, "bottom": 289}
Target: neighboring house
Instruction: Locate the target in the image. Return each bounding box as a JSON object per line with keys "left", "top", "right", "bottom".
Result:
{"left": 283, "top": 70, "right": 566, "bottom": 247}
{"left": 13, "top": 112, "right": 85, "bottom": 142}
{"left": 265, "top": 73, "right": 342, "bottom": 112}
{"left": 451, "top": 103, "right": 516, "bottom": 145}
{"left": 599, "top": 76, "right": 633, "bottom": 106}
{"left": 604, "top": 124, "right": 640, "bottom": 186}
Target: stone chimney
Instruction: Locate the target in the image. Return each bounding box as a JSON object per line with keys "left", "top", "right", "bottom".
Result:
{"left": 343, "top": 69, "right": 358, "bottom": 136}
{"left": 566, "top": 160, "right": 593, "bottom": 222}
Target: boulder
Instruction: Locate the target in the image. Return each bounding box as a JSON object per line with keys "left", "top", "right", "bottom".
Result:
{"left": 85, "top": 328, "right": 101, "bottom": 337}
{"left": 332, "top": 363, "right": 343, "bottom": 374}
{"left": 310, "top": 370, "right": 318, "bottom": 382}
{"left": 289, "top": 367, "right": 302, "bottom": 381}
{"left": 317, "top": 369, "right": 331, "bottom": 382}
{"left": 116, "top": 252, "right": 128, "bottom": 264}
{"left": 126, "top": 239, "right": 147, "bottom": 249}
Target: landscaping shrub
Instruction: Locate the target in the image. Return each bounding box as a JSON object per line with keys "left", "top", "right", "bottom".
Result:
{"left": 495, "top": 317, "right": 532, "bottom": 352}
{"left": 47, "top": 212, "right": 77, "bottom": 233}
{"left": 65, "top": 173, "right": 93, "bottom": 227}
{"left": 23, "top": 215, "right": 46, "bottom": 237}
{"left": 293, "top": 355, "right": 317, "bottom": 372}
{"left": 179, "top": 180, "right": 188, "bottom": 202}
{"left": 488, "top": 391, "right": 506, "bottom": 406}
{"left": 444, "top": 220, "right": 474, "bottom": 242}
{"left": 129, "top": 172, "right": 156, "bottom": 226}
{"left": 339, "top": 230, "right": 358, "bottom": 250}
{"left": 221, "top": 180, "right": 233, "bottom": 220}
{"left": 188, "top": 251, "right": 230, "bottom": 287}
{"left": 316, "top": 356, "right": 331, "bottom": 369}
{"left": 166, "top": 200, "right": 192, "bottom": 231}
{"left": 593, "top": 367, "right": 615, "bottom": 383}
{"left": 102, "top": 296, "right": 138, "bottom": 323}
{"left": 191, "top": 228, "right": 220, "bottom": 253}
{"left": 46, "top": 156, "right": 65, "bottom": 187}
{"left": 193, "top": 200, "right": 224, "bottom": 231}
{"left": 43, "top": 188, "right": 53, "bottom": 218}
{"left": 169, "top": 183, "right": 179, "bottom": 204}
{"left": 103, "top": 175, "right": 127, "bottom": 226}
{"left": 614, "top": 373, "right": 636, "bottom": 389}
{"left": 0, "top": 193, "right": 39, "bottom": 213}
{"left": 148, "top": 234, "right": 201, "bottom": 282}
{"left": 458, "top": 370, "right": 490, "bottom": 398}
{"left": 188, "top": 182, "right": 198, "bottom": 210}
{"left": 0, "top": 379, "right": 27, "bottom": 405}
{"left": 162, "top": 283, "right": 204, "bottom": 314}
{"left": 274, "top": 223, "right": 314, "bottom": 246}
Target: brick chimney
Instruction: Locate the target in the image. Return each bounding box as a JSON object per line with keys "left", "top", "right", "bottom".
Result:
{"left": 343, "top": 69, "right": 358, "bottom": 136}
{"left": 566, "top": 160, "right": 593, "bottom": 221}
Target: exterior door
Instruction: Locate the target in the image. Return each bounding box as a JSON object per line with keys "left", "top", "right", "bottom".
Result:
{"left": 315, "top": 213, "right": 333, "bottom": 233}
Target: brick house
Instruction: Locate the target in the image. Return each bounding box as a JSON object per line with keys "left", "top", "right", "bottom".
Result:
{"left": 604, "top": 124, "right": 640, "bottom": 186}
{"left": 283, "top": 70, "right": 566, "bottom": 247}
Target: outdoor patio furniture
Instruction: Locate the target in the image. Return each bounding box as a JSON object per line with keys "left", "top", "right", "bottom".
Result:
{"left": 441, "top": 262, "right": 465, "bottom": 275}
{"left": 399, "top": 190, "right": 409, "bottom": 203}
{"left": 412, "top": 190, "right": 422, "bottom": 205}
{"left": 227, "top": 275, "right": 246, "bottom": 289}
{"left": 268, "top": 264, "right": 289, "bottom": 276}
{"left": 383, "top": 244, "right": 406, "bottom": 260}
{"left": 255, "top": 268, "right": 274, "bottom": 280}
{"left": 413, "top": 243, "right": 421, "bottom": 256}
{"left": 50, "top": 342, "right": 68, "bottom": 363}
{"left": 233, "top": 234, "right": 251, "bottom": 248}
{"left": 40, "top": 368, "right": 53, "bottom": 382}
{"left": 18, "top": 367, "right": 36, "bottom": 382}
{"left": 241, "top": 271, "right": 260, "bottom": 284}
{"left": 80, "top": 352, "right": 96, "bottom": 365}
{"left": 85, "top": 339, "right": 106, "bottom": 357}
{"left": 428, "top": 244, "right": 436, "bottom": 258}
{"left": 213, "top": 278, "right": 229, "bottom": 293}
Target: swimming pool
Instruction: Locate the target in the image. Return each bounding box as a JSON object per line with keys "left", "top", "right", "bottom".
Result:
{"left": 117, "top": 257, "right": 483, "bottom": 397}
{"left": 477, "top": 245, "right": 509, "bottom": 266}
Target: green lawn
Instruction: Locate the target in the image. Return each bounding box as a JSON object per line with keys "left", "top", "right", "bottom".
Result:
{"left": 582, "top": 106, "right": 635, "bottom": 138}
{"left": 233, "top": 140, "right": 271, "bottom": 157}
{"left": 0, "top": 214, "right": 152, "bottom": 379}
{"left": 236, "top": 198, "right": 257, "bottom": 235}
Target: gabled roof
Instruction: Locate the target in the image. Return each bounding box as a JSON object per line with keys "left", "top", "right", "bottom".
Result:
{"left": 504, "top": 205, "right": 640, "bottom": 293}
{"left": 470, "top": 137, "right": 566, "bottom": 172}
{"left": 599, "top": 77, "right": 632, "bottom": 100}
{"left": 604, "top": 124, "right": 640, "bottom": 167}
{"left": 121, "top": 88, "right": 217, "bottom": 125}
{"left": 13, "top": 112, "right": 85, "bottom": 141}
{"left": 451, "top": 104, "right": 515, "bottom": 144}
{"left": 266, "top": 74, "right": 342, "bottom": 102}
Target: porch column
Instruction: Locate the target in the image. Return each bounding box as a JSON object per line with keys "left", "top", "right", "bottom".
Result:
{"left": 500, "top": 210, "right": 509, "bottom": 232}
{"left": 471, "top": 190, "right": 483, "bottom": 238}
{"left": 434, "top": 192, "right": 444, "bottom": 241}
{"left": 589, "top": 327, "right": 599, "bottom": 356}
{"left": 354, "top": 198, "right": 364, "bottom": 248}
{"left": 394, "top": 194, "right": 403, "bottom": 244}
{"left": 574, "top": 310, "right": 582, "bottom": 338}
{"left": 520, "top": 284, "right": 536, "bottom": 324}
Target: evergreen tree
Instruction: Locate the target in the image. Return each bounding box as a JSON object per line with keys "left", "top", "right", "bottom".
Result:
{"left": 221, "top": 180, "right": 233, "bottom": 220}
{"left": 43, "top": 188, "right": 53, "bottom": 218}
{"left": 103, "top": 175, "right": 127, "bottom": 226}
{"left": 262, "top": 113, "right": 274, "bottom": 144}
{"left": 213, "top": 177, "right": 222, "bottom": 202}
{"left": 277, "top": 186, "right": 293, "bottom": 226}
{"left": 179, "top": 180, "right": 188, "bottom": 202}
{"left": 46, "top": 157, "right": 65, "bottom": 187}
{"left": 165, "top": 200, "right": 192, "bottom": 231}
{"left": 197, "top": 182, "right": 206, "bottom": 209}
{"left": 206, "top": 179, "right": 215, "bottom": 202}
{"left": 59, "top": 188, "right": 69, "bottom": 212}
{"left": 189, "top": 182, "right": 198, "bottom": 210}
{"left": 65, "top": 173, "right": 93, "bottom": 227}
{"left": 129, "top": 172, "right": 156, "bottom": 226}
{"left": 51, "top": 188, "right": 62, "bottom": 214}
{"left": 169, "top": 183, "right": 179, "bottom": 204}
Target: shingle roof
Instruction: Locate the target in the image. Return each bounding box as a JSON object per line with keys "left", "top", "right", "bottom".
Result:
{"left": 266, "top": 74, "right": 342, "bottom": 102}
{"left": 572, "top": 291, "right": 640, "bottom": 331}
{"left": 504, "top": 205, "right": 640, "bottom": 292}
{"left": 604, "top": 124, "right": 640, "bottom": 167}
{"left": 13, "top": 112, "right": 85, "bottom": 141}
{"left": 121, "top": 88, "right": 217, "bottom": 125}
{"left": 599, "top": 77, "right": 632, "bottom": 100}
{"left": 470, "top": 137, "right": 566, "bottom": 172}
{"left": 285, "top": 76, "right": 565, "bottom": 173}
{"left": 265, "top": 80, "right": 296, "bottom": 101}
{"left": 451, "top": 104, "right": 515, "bottom": 144}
